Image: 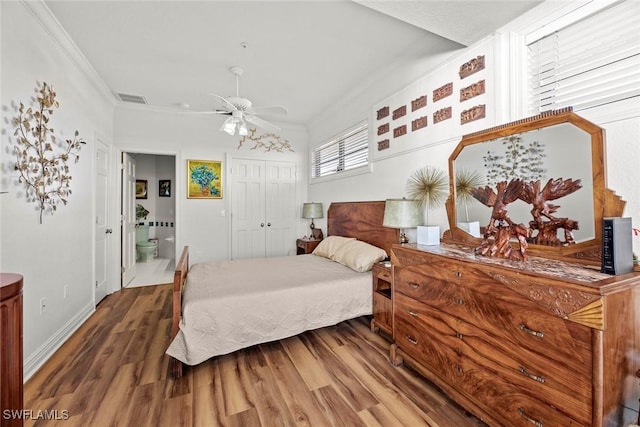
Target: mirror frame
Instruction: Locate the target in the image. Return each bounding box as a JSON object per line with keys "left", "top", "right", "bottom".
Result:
{"left": 442, "top": 108, "right": 625, "bottom": 264}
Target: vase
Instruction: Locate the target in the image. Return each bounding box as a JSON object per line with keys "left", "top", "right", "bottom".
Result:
{"left": 201, "top": 186, "right": 210, "bottom": 196}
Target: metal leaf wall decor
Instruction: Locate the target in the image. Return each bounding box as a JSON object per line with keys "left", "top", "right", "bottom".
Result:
{"left": 11, "top": 81, "right": 85, "bottom": 223}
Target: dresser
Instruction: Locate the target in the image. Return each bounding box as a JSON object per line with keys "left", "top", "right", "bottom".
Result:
{"left": 390, "top": 243, "right": 639, "bottom": 427}
{"left": 1, "top": 273, "right": 24, "bottom": 427}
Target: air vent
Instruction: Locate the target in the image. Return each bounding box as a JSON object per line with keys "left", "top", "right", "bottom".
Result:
{"left": 117, "top": 93, "right": 147, "bottom": 104}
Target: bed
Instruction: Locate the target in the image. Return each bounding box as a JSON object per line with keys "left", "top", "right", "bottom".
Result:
{"left": 167, "top": 201, "right": 398, "bottom": 378}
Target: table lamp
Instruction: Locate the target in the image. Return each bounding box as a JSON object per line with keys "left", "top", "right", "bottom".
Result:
{"left": 302, "top": 202, "right": 324, "bottom": 240}
{"left": 383, "top": 198, "right": 422, "bottom": 244}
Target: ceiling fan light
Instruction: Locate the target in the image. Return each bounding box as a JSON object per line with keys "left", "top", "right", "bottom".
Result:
{"left": 238, "top": 121, "right": 248, "bottom": 136}
{"left": 222, "top": 117, "right": 236, "bottom": 135}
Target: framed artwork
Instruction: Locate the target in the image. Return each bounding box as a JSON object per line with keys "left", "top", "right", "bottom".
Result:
{"left": 135, "top": 180, "right": 148, "bottom": 199}
{"left": 159, "top": 180, "right": 171, "bottom": 197}
{"left": 187, "top": 159, "right": 223, "bottom": 199}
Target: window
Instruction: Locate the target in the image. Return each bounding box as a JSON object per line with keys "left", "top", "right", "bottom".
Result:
{"left": 527, "top": 0, "right": 640, "bottom": 114}
{"left": 311, "top": 122, "right": 369, "bottom": 179}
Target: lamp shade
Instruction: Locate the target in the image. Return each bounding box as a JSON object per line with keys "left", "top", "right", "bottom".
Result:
{"left": 302, "top": 202, "right": 323, "bottom": 219}
{"left": 383, "top": 199, "right": 422, "bottom": 228}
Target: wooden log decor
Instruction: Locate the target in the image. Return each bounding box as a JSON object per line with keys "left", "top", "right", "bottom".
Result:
{"left": 459, "top": 55, "right": 485, "bottom": 79}
{"left": 377, "top": 123, "right": 389, "bottom": 136}
{"left": 411, "top": 116, "right": 428, "bottom": 132}
{"left": 411, "top": 95, "right": 427, "bottom": 112}
{"left": 461, "top": 104, "right": 486, "bottom": 124}
{"left": 393, "top": 125, "right": 407, "bottom": 138}
{"left": 434, "top": 107, "right": 452, "bottom": 124}
{"left": 377, "top": 106, "right": 389, "bottom": 120}
{"left": 392, "top": 105, "right": 407, "bottom": 120}
{"left": 378, "top": 139, "right": 390, "bottom": 151}
{"left": 433, "top": 83, "right": 453, "bottom": 102}
{"left": 460, "top": 80, "right": 486, "bottom": 102}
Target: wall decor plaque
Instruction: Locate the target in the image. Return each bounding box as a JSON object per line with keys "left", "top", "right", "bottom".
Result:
{"left": 433, "top": 107, "right": 452, "bottom": 124}
{"left": 460, "top": 80, "right": 486, "bottom": 102}
{"left": 411, "top": 95, "right": 427, "bottom": 112}
{"left": 392, "top": 105, "right": 407, "bottom": 120}
{"left": 393, "top": 125, "right": 407, "bottom": 138}
{"left": 377, "top": 106, "right": 389, "bottom": 120}
{"left": 461, "top": 104, "right": 486, "bottom": 124}
{"left": 378, "top": 139, "right": 390, "bottom": 151}
{"left": 433, "top": 83, "right": 453, "bottom": 102}
{"left": 412, "top": 116, "right": 428, "bottom": 132}
{"left": 377, "top": 123, "right": 389, "bottom": 136}
{"left": 459, "top": 55, "right": 485, "bottom": 79}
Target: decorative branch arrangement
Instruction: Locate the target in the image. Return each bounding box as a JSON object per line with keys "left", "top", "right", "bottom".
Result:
{"left": 238, "top": 128, "right": 294, "bottom": 152}
{"left": 483, "top": 135, "right": 545, "bottom": 187}
{"left": 12, "top": 81, "right": 85, "bottom": 223}
{"left": 406, "top": 166, "right": 448, "bottom": 224}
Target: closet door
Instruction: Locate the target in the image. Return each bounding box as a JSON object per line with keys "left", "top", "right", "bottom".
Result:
{"left": 231, "top": 158, "right": 296, "bottom": 259}
{"left": 232, "top": 159, "right": 267, "bottom": 259}
{"left": 265, "top": 161, "right": 296, "bottom": 257}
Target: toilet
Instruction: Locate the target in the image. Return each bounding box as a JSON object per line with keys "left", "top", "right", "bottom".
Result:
{"left": 135, "top": 225, "right": 158, "bottom": 263}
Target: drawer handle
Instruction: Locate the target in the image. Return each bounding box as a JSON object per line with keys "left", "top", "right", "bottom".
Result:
{"left": 519, "top": 323, "right": 544, "bottom": 338}
{"left": 518, "top": 408, "right": 543, "bottom": 427}
{"left": 455, "top": 332, "right": 463, "bottom": 340}
{"left": 456, "top": 365, "right": 463, "bottom": 374}
{"left": 455, "top": 271, "right": 462, "bottom": 277}
{"left": 407, "top": 310, "right": 419, "bottom": 318}
{"left": 405, "top": 335, "right": 418, "bottom": 345}
{"left": 454, "top": 297, "right": 463, "bottom": 305}
{"left": 407, "top": 282, "right": 420, "bottom": 289}
{"left": 519, "top": 366, "right": 545, "bottom": 383}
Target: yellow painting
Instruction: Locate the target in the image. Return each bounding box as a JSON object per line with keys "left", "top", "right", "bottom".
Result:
{"left": 187, "top": 160, "right": 222, "bottom": 199}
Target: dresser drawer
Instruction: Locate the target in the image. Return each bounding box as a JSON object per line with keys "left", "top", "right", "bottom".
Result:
{"left": 394, "top": 265, "right": 593, "bottom": 373}
{"left": 395, "top": 292, "right": 592, "bottom": 425}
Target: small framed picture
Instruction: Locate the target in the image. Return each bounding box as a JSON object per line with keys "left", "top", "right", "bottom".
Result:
{"left": 135, "top": 180, "right": 148, "bottom": 199}
{"left": 159, "top": 180, "right": 171, "bottom": 197}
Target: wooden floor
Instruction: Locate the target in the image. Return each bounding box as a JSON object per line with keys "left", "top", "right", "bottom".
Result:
{"left": 24, "top": 284, "right": 486, "bottom": 427}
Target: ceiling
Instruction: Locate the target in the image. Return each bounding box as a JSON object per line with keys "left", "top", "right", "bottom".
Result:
{"left": 44, "top": 0, "right": 541, "bottom": 127}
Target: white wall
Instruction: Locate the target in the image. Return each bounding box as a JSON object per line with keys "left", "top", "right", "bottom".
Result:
{"left": 308, "top": 2, "right": 640, "bottom": 255}
{"left": 114, "top": 106, "right": 309, "bottom": 264}
{"left": 0, "top": 1, "right": 115, "bottom": 378}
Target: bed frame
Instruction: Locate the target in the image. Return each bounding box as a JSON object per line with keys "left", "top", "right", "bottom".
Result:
{"left": 170, "top": 200, "right": 397, "bottom": 378}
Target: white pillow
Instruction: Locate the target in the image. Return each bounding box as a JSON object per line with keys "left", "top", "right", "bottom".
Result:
{"left": 312, "top": 236, "right": 355, "bottom": 259}
{"left": 331, "top": 239, "right": 387, "bottom": 272}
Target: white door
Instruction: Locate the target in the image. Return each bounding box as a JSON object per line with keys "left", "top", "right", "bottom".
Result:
{"left": 95, "top": 139, "right": 111, "bottom": 303}
{"left": 122, "top": 153, "right": 137, "bottom": 286}
{"left": 265, "top": 162, "right": 296, "bottom": 256}
{"left": 231, "top": 158, "right": 296, "bottom": 259}
{"left": 231, "top": 159, "right": 267, "bottom": 259}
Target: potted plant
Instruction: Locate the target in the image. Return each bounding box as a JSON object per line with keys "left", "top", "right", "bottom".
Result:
{"left": 136, "top": 204, "right": 149, "bottom": 226}
{"left": 406, "top": 166, "right": 448, "bottom": 245}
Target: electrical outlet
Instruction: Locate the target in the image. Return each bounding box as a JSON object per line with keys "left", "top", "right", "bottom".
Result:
{"left": 63, "top": 284, "right": 68, "bottom": 299}
{"left": 40, "top": 297, "right": 47, "bottom": 315}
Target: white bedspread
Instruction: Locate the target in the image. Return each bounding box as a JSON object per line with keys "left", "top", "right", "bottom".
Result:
{"left": 166, "top": 254, "right": 372, "bottom": 365}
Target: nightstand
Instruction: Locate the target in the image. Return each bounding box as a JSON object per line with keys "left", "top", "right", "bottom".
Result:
{"left": 296, "top": 238, "right": 322, "bottom": 255}
{"left": 371, "top": 261, "right": 392, "bottom": 337}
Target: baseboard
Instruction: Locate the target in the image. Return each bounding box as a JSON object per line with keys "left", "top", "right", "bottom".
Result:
{"left": 23, "top": 301, "right": 95, "bottom": 381}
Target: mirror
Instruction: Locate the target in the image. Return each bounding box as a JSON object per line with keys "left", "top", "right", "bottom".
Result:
{"left": 443, "top": 109, "right": 625, "bottom": 263}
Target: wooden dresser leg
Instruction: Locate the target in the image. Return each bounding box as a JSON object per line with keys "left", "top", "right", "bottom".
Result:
{"left": 370, "top": 318, "right": 380, "bottom": 333}
{"left": 389, "top": 343, "right": 403, "bottom": 367}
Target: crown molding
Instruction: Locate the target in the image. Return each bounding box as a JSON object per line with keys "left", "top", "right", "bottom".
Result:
{"left": 21, "top": 0, "right": 118, "bottom": 107}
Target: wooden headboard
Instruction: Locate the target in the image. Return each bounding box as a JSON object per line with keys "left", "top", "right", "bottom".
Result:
{"left": 327, "top": 201, "right": 398, "bottom": 256}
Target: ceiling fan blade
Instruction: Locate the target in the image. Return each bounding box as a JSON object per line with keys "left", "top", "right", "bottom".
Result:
{"left": 248, "top": 105, "right": 288, "bottom": 115}
{"left": 209, "top": 93, "right": 237, "bottom": 112}
{"left": 188, "top": 110, "right": 231, "bottom": 115}
{"left": 244, "top": 114, "right": 281, "bottom": 132}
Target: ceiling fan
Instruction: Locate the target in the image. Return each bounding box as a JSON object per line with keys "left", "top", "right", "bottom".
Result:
{"left": 206, "top": 66, "right": 288, "bottom": 136}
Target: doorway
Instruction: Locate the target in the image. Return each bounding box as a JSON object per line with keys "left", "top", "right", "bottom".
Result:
{"left": 121, "top": 152, "right": 177, "bottom": 288}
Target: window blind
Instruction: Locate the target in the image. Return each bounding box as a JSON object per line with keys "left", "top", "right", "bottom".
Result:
{"left": 312, "top": 123, "right": 368, "bottom": 179}
{"left": 527, "top": 0, "right": 640, "bottom": 114}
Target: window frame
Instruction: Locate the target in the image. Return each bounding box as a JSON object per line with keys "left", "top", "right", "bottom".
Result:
{"left": 310, "top": 120, "right": 372, "bottom": 184}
